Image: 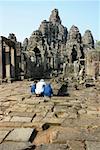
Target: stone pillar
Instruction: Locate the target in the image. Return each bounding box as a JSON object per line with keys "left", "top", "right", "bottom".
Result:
{"left": 0, "top": 37, "right": 3, "bottom": 81}
{"left": 10, "top": 47, "right": 15, "bottom": 78}
{"left": 50, "top": 57, "right": 53, "bottom": 68}
{"left": 52, "top": 57, "right": 55, "bottom": 69}
{"left": 74, "top": 60, "right": 79, "bottom": 79}
{"left": 21, "top": 53, "right": 25, "bottom": 80}
{"left": 86, "top": 50, "right": 100, "bottom": 79}
{"left": 5, "top": 46, "right": 10, "bottom": 79}
{"left": 54, "top": 54, "right": 57, "bottom": 69}
{"left": 98, "top": 52, "right": 100, "bottom": 76}
{"left": 63, "top": 62, "right": 67, "bottom": 76}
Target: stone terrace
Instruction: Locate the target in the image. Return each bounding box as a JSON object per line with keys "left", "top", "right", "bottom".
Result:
{"left": 0, "top": 80, "right": 100, "bottom": 150}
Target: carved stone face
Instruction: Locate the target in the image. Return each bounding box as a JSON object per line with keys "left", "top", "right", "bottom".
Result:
{"left": 33, "top": 31, "right": 41, "bottom": 37}
{"left": 40, "top": 20, "right": 48, "bottom": 35}
{"left": 52, "top": 9, "right": 58, "bottom": 17}
{"left": 70, "top": 30, "right": 78, "bottom": 40}
{"left": 32, "top": 31, "right": 42, "bottom": 42}
{"left": 8, "top": 33, "right": 17, "bottom": 42}
{"left": 68, "top": 26, "right": 80, "bottom": 40}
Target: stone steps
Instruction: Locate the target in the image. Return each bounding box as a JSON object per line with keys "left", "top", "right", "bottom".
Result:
{"left": 0, "top": 80, "right": 100, "bottom": 149}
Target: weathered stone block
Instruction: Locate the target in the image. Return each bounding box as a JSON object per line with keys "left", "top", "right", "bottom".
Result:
{"left": 36, "top": 144, "right": 69, "bottom": 150}
{"left": 86, "top": 50, "right": 100, "bottom": 79}
{"left": 67, "top": 140, "right": 85, "bottom": 150}
{"left": 0, "top": 130, "right": 11, "bottom": 143}
{"left": 10, "top": 116, "right": 32, "bottom": 122}
{"left": 0, "top": 141, "right": 32, "bottom": 150}
{"left": 5, "top": 128, "right": 34, "bottom": 142}
{"left": 86, "top": 141, "right": 100, "bottom": 150}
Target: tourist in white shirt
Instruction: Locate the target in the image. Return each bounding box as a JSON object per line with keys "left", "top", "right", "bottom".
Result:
{"left": 35, "top": 79, "right": 46, "bottom": 96}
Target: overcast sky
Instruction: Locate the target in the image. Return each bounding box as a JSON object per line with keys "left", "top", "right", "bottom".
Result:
{"left": 0, "top": 0, "right": 100, "bottom": 42}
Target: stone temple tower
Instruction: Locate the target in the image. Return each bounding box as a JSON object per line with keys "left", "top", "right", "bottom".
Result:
{"left": 22, "top": 8, "right": 95, "bottom": 79}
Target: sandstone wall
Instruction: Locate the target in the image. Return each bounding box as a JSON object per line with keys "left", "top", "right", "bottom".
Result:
{"left": 86, "top": 50, "right": 100, "bottom": 79}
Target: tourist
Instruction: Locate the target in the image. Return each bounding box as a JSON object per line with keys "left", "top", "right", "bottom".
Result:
{"left": 31, "top": 80, "right": 37, "bottom": 95}
{"left": 35, "top": 79, "right": 46, "bottom": 96}
{"left": 44, "top": 83, "right": 53, "bottom": 98}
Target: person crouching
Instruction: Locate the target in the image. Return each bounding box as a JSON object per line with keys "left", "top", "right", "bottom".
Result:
{"left": 43, "top": 83, "right": 53, "bottom": 98}
{"left": 31, "top": 80, "right": 37, "bottom": 95}
{"left": 35, "top": 79, "right": 46, "bottom": 97}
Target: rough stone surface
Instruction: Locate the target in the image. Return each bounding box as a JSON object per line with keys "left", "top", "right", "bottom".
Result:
{"left": 0, "top": 141, "right": 32, "bottom": 150}
{"left": 5, "top": 128, "right": 34, "bottom": 142}
{"left": 1, "top": 9, "right": 99, "bottom": 83}
{"left": 0, "top": 130, "right": 11, "bottom": 143}
{"left": 0, "top": 80, "right": 100, "bottom": 149}
{"left": 36, "top": 144, "right": 69, "bottom": 150}
{"left": 85, "top": 141, "right": 100, "bottom": 150}
{"left": 22, "top": 9, "right": 96, "bottom": 79}
{"left": 82, "top": 30, "right": 94, "bottom": 48}
{"left": 10, "top": 116, "right": 32, "bottom": 122}
{"left": 86, "top": 50, "right": 100, "bottom": 79}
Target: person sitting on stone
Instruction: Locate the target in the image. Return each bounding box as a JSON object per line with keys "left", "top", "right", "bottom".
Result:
{"left": 43, "top": 83, "right": 53, "bottom": 98}
{"left": 30, "top": 80, "right": 37, "bottom": 95}
{"left": 35, "top": 79, "right": 46, "bottom": 96}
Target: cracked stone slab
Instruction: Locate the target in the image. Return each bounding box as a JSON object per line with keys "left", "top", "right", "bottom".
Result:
{"left": 9, "top": 111, "right": 35, "bottom": 118}
{"left": 10, "top": 116, "right": 32, "bottom": 122}
{"left": 6, "top": 96, "right": 19, "bottom": 101}
{"left": 86, "top": 141, "right": 100, "bottom": 150}
{"left": 36, "top": 144, "right": 69, "bottom": 150}
{"left": 0, "top": 122, "right": 22, "bottom": 128}
{"left": 53, "top": 126, "right": 100, "bottom": 142}
{"left": 42, "top": 117, "right": 64, "bottom": 124}
{"left": 0, "top": 141, "right": 32, "bottom": 150}
{"left": 0, "top": 116, "right": 11, "bottom": 122}
{"left": 24, "top": 98, "right": 44, "bottom": 105}
{"left": 67, "top": 140, "right": 85, "bottom": 150}
{"left": 5, "top": 128, "right": 35, "bottom": 142}
{"left": 0, "top": 130, "right": 11, "bottom": 143}
{"left": 62, "top": 116, "right": 100, "bottom": 127}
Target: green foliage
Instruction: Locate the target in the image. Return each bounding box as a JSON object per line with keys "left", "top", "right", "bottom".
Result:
{"left": 96, "top": 40, "right": 100, "bottom": 46}
{"left": 96, "top": 40, "right": 100, "bottom": 51}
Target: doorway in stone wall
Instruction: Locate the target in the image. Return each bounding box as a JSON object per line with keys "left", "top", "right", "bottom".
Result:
{"left": 2, "top": 47, "right": 6, "bottom": 78}
{"left": 71, "top": 45, "right": 77, "bottom": 63}
{"left": 34, "top": 47, "right": 41, "bottom": 66}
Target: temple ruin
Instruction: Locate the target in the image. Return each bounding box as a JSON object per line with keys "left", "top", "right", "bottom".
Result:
{"left": 22, "top": 8, "right": 100, "bottom": 80}
{"left": 0, "top": 34, "right": 22, "bottom": 82}
{"left": 0, "top": 8, "right": 100, "bottom": 150}
{"left": 0, "top": 9, "right": 100, "bottom": 82}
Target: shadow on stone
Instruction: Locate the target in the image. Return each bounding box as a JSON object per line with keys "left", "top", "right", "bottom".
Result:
{"left": 42, "top": 123, "right": 50, "bottom": 131}
{"left": 57, "top": 83, "right": 69, "bottom": 96}
{"left": 85, "top": 83, "right": 95, "bottom": 88}
{"left": 29, "top": 129, "right": 38, "bottom": 143}
{"left": 22, "top": 145, "right": 36, "bottom": 150}
{"left": 42, "top": 122, "right": 61, "bottom": 131}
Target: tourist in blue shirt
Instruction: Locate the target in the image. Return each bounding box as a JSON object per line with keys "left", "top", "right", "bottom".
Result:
{"left": 31, "top": 80, "right": 37, "bottom": 94}
{"left": 43, "top": 83, "right": 53, "bottom": 97}
{"left": 31, "top": 84, "right": 36, "bottom": 94}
